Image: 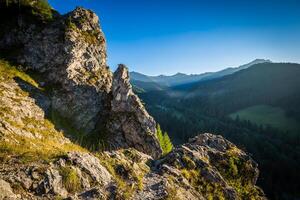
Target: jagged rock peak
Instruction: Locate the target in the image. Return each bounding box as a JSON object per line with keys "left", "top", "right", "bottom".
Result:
{"left": 112, "top": 64, "right": 135, "bottom": 108}
{"left": 63, "top": 7, "right": 111, "bottom": 90}
{"left": 107, "top": 64, "right": 162, "bottom": 158}
{"left": 0, "top": 4, "right": 162, "bottom": 154}
{"left": 69, "top": 7, "right": 101, "bottom": 30}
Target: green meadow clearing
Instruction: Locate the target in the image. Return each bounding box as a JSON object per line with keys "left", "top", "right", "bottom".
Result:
{"left": 229, "top": 105, "right": 300, "bottom": 133}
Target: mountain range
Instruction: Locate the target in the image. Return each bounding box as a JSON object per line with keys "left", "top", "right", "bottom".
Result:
{"left": 130, "top": 58, "right": 271, "bottom": 90}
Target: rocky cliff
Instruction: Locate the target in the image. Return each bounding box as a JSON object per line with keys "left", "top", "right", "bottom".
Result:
{"left": 0, "top": 1, "right": 265, "bottom": 199}
{"left": 0, "top": 2, "right": 161, "bottom": 158}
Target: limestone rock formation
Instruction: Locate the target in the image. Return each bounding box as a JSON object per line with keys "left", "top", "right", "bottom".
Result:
{"left": 1, "top": 6, "right": 112, "bottom": 134}
{"left": 99, "top": 134, "right": 266, "bottom": 200}
{"left": 0, "top": 3, "right": 161, "bottom": 157}
{"left": 108, "top": 65, "right": 162, "bottom": 158}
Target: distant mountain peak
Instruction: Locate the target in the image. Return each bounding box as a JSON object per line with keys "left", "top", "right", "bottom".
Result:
{"left": 174, "top": 72, "right": 186, "bottom": 75}
{"left": 173, "top": 72, "right": 188, "bottom": 77}
{"left": 246, "top": 58, "right": 272, "bottom": 65}
{"left": 238, "top": 59, "right": 271, "bottom": 70}
{"left": 252, "top": 58, "right": 271, "bottom": 63}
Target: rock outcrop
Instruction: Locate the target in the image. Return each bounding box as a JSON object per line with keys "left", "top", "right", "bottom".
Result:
{"left": 0, "top": 1, "right": 266, "bottom": 200}
{"left": 152, "top": 133, "right": 266, "bottom": 200}
{"left": 0, "top": 132, "right": 266, "bottom": 199}
{"left": 1, "top": 6, "right": 112, "bottom": 134}
{"left": 0, "top": 3, "right": 161, "bottom": 157}
{"left": 108, "top": 65, "right": 162, "bottom": 158}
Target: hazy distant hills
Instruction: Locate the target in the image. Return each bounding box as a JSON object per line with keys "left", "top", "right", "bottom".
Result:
{"left": 130, "top": 59, "right": 271, "bottom": 91}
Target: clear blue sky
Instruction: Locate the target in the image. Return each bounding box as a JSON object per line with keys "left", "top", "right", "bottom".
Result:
{"left": 49, "top": 0, "right": 300, "bottom": 75}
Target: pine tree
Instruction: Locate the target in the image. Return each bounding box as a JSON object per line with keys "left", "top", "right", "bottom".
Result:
{"left": 156, "top": 124, "right": 164, "bottom": 145}
{"left": 156, "top": 124, "right": 173, "bottom": 155}
{"left": 163, "top": 131, "right": 173, "bottom": 154}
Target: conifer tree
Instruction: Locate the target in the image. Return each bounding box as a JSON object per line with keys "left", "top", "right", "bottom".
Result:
{"left": 163, "top": 131, "right": 173, "bottom": 154}
{"left": 156, "top": 124, "right": 173, "bottom": 155}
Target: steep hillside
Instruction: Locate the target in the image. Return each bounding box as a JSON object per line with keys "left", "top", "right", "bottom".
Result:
{"left": 0, "top": 1, "right": 265, "bottom": 200}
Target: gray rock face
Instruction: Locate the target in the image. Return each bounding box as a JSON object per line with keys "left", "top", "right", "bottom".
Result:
{"left": 63, "top": 152, "right": 112, "bottom": 186}
{"left": 96, "top": 136, "right": 266, "bottom": 200}
{"left": 0, "top": 151, "right": 113, "bottom": 199}
{"left": 0, "top": 179, "right": 18, "bottom": 200}
{"left": 0, "top": 7, "right": 112, "bottom": 134}
{"left": 77, "top": 187, "right": 106, "bottom": 200}
{"left": 31, "top": 7, "right": 111, "bottom": 133}
{"left": 108, "top": 65, "right": 162, "bottom": 158}
{"left": 39, "top": 168, "right": 68, "bottom": 197}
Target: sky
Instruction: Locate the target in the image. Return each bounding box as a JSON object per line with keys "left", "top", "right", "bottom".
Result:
{"left": 48, "top": 0, "right": 300, "bottom": 75}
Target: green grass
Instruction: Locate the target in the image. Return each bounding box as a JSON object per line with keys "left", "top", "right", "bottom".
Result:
{"left": 0, "top": 60, "right": 40, "bottom": 88}
{"left": 229, "top": 105, "right": 300, "bottom": 133}
{"left": 0, "top": 59, "right": 87, "bottom": 162}
{"left": 96, "top": 150, "right": 149, "bottom": 199}
{"left": 59, "top": 166, "right": 81, "bottom": 193}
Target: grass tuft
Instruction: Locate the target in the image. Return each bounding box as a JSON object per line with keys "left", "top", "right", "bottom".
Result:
{"left": 59, "top": 166, "right": 81, "bottom": 193}
{"left": 0, "top": 60, "right": 40, "bottom": 88}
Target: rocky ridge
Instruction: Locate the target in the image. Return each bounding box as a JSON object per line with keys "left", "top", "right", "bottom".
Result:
{"left": 0, "top": 3, "right": 161, "bottom": 157}
{"left": 0, "top": 1, "right": 265, "bottom": 200}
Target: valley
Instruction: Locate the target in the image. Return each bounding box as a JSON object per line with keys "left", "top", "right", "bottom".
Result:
{"left": 229, "top": 105, "right": 300, "bottom": 133}
{"left": 131, "top": 61, "right": 300, "bottom": 200}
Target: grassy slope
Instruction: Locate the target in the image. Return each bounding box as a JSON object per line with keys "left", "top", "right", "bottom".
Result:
{"left": 0, "top": 60, "right": 86, "bottom": 163}
{"left": 229, "top": 105, "right": 300, "bottom": 133}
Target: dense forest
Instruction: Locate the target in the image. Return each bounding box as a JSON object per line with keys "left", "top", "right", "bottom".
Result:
{"left": 134, "top": 62, "right": 300, "bottom": 200}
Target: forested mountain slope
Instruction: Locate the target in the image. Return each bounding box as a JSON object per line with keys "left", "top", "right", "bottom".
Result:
{"left": 137, "top": 62, "right": 300, "bottom": 199}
